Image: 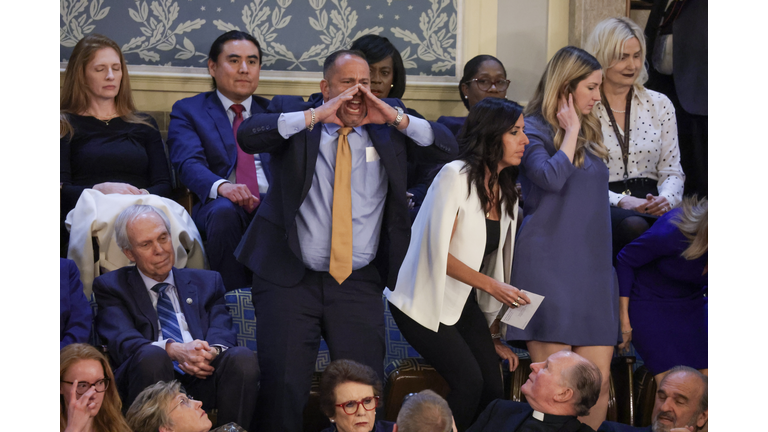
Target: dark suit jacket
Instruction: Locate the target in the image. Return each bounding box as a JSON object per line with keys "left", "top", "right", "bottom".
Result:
{"left": 234, "top": 93, "right": 458, "bottom": 289}
{"left": 467, "top": 400, "right": 595, "bottom": 432}
{"left": 597, "top": 421, "right": 650, "bottom": 432}
{"left": 167, "top": 91, "right": 272, "bottom": 206}
{"left": 60, "top": 258, "right": 93, "bottom": 349}
{"left": 644, "top": 0, "right": 707, "bottom": 116}
{"left": 436, "top": 115, "right": 467, "bottom": 137}
{"left": 93, "top": 266, "right": 236, "bottom": 373}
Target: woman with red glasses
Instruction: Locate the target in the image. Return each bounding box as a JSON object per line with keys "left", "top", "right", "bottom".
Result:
{"left": 319, "top": 359, "right": 393, "bottom": 432}
{"left": 60, "top": 343, "right": 131, "bottom": 432}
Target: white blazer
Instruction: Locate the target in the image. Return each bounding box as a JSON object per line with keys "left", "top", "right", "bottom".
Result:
{"left": 385, "top": 160, "right": 517, "bottom": 332}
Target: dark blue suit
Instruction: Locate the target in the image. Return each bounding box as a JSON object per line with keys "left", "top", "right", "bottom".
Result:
{"left": 467, "top": 400, "right": 595, "bottom": 432}
{"left": 93, "top": 266, "right": 258, "bottom": 428}
{"left": 235, "top": 93, "right": 458, "bottom": 431}
{"left": 167, "top": 91, "right": 271, "bottom": 290}
{"left": 598, "top": 421, "right": 649, "bottom": 432}
{"left": 436, "top": 115, "right": 467, "bottom": 138}
{"left": 60, "top": 258, "right": 92, "bottom": 349}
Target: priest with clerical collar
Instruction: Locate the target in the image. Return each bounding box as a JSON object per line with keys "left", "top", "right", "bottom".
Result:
{"left": 467, "top": 351, "right": 601, "bottom": 432}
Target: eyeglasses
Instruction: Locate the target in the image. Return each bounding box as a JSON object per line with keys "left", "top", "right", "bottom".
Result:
{"left": 468, "top": 78, "right": 510, "bottom": 92}
{"left": 335, "top": 396, "right": 379, "bottom": 415}
{"left": 170, "top": 394, "right": 196, "bottom": 414}
{"left": 60, "top": 378, "right": 110, "bottom": 396}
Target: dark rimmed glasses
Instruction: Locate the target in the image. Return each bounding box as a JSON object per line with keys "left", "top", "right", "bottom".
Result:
{"left": 60, "top": 378, "right": 110, "bottom": 395}
{"left": 469, "top": 78, "right": 510, "bottom": 92}
{"left": 170, "top": 394, "right": 197, "bottom": 414}
{"left": 335, "top": 396, "right": 380, "bottom": 415}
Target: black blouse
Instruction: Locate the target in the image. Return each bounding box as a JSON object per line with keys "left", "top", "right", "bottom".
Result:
{"left": 60, "top": 114, "right": 172, "bottom": 216}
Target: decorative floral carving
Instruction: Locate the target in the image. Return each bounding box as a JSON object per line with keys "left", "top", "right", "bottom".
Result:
{"left": 60, "top": 0, "right": 110, "bottom": 47}
{"left": 122, "top": 0, "right": 207, "bottom": 63}
{"left": 390, "top": 0, "right": 457, "bottom": 72}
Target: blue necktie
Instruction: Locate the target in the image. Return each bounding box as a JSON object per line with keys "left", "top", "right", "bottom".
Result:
{"left": 152, "top": 283, "right": 186, "bottom": 375}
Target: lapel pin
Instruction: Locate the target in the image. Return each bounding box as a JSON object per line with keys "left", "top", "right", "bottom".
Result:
{"left": 186, "top": 298, "right": 193, "bottom": 305}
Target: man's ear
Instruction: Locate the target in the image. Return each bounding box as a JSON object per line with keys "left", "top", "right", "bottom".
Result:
{"left": 320, "top": 79, "right": 330, "bottom": 101}
{"left": 123, "top": 248, "right": 136, "bottom": 264}
{"left": 553, "top": 386, "right": 574, "bottom": 404}
{"left": 208, "top": 58, "right": 217, "bottom": 77}
{"left": 159, "top": 426, "right": 172, "bottom": 432}
{"left": 695, "top": 409, "right": 708, "bottom": 429}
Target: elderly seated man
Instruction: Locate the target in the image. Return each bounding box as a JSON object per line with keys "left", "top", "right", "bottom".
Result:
{"left": 93, "top": 204, "right": 258, "bottom": 430}
{"left": 598, "top": 366, "right": 708, "bottom": 432}
{"left": 394, "top": 390, "right": 457, "bottom": 432}
{"left": 467, "top": 350, "right": 601, "bottom": 432}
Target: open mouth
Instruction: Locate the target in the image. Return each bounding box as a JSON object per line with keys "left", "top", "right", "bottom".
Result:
{"left": 346, "top": 100, "right": 364, "bottom": 114}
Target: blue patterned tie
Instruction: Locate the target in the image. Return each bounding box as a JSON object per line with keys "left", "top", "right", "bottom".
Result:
{"left": 152, "top": 283, "right": 186, "bottom": 375}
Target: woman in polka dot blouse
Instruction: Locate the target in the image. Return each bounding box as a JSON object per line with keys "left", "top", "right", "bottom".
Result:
{"left": 586, "top": 17, "right": 686, "bottom": 263}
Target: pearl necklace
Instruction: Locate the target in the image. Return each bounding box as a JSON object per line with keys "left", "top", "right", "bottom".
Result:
{"left": 611, "top": 108, "right": 626, "bottom": 113}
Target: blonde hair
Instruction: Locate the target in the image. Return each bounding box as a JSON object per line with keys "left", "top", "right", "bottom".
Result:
{"left": 585, "top": 16, "right": 648, "bottom": 89}
{"left": 126, "top": 380, "right": 182, "bottom": 432}
{"left": 60, "top": 344, "right": 132, "bottom": 432}
{"left": 524, "top": 46, "right": 608, "bottom": 167}
{"left": 672, "top": 196, "right": 708, "bottom": 260}
{"left": 60, "top": 34, "right": 152, "bottom": 139}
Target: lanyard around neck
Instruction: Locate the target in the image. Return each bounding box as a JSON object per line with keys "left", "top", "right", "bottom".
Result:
{"left": 601, "top": 88, "right": 633, "bottom": 193}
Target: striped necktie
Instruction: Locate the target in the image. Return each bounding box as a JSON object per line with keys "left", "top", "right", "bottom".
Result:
{"left": 152, "top": 283, "right": 185, "bottom": 375}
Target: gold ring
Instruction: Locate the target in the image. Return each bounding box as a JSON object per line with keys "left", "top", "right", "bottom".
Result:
{"left": 512, "top": 301, "right": 520, "bottom": 308}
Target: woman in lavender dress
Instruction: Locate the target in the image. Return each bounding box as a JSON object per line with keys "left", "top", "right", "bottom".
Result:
{"left": 616, "top": 196, "right": 707, "bottom": 388}
{"left": 506, "top": 46, "right": 618, "bottom": 430}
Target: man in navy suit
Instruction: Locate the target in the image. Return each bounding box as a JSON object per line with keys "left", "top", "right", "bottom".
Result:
{"left": 93, "top": 205, "right": 258, "bottom": 429}
{"left": 599, "top": 366, "right": 708, "bottom": 432}
{"left": 167, "top": 30, "right": 270, "bottom": 291}
{"left": 235, "top": 50, "right": 458, "bottom": 431}
{"left": 468, "top": 351, "right": 601, "bottom": 432}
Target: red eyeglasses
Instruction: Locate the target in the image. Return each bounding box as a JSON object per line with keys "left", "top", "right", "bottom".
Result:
{"left": 335, "top": 396, "right": 380, "bottom": 415}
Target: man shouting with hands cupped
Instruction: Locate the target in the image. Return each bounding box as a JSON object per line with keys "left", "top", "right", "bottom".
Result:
{"left": 233, "top": 50, "right": 458, "bottom": 432}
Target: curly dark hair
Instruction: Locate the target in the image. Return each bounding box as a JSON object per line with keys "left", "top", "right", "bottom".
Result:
{"left": 319, "top": 359, "right": 383, "bottom": 418}
{"left": 456, "top": 97, "right": 523, "bottom": 218}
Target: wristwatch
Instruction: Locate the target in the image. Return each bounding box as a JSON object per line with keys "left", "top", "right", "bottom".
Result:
{"left": 212, "top": 346, "right": 222, "bottom": 356}
{"left": 388, "top": 106, "right": 404, "bottom": 127}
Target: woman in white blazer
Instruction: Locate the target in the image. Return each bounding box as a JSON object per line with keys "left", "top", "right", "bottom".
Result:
{"left": 385, "top": 98, "right": 531, "bottom": 431}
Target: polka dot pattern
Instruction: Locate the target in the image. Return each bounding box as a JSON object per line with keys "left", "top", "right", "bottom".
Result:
{"left": 596, "top": 88, "right": 686, "bottom": 207}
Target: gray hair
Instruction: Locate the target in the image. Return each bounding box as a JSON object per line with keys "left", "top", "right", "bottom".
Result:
{"left": 566, "top": 358, "right": 602, "bottom": 417}
{"left": 125, "top": 380, "right": 181, "bottom": 432}
{"left": 584, "top": 16, "right": 649, "bottom": 89}
{"left": 114, "top": 204, "right": 172, "bottom": 250}
{"left": 661, "top": 366, "right": 708, "bottom": 417}
{"left": 396, "top": 390, "right": 452, "bottom": 432}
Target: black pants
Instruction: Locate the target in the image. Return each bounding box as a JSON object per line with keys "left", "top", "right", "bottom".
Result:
{"left": 389, "top": 293, "right": 502, "bottom": 432}
{"left": 251, "top": 265, "right": 386, "bottom": 432}
{"left": 116, "top": 344, "right": 259, "bottom": 430}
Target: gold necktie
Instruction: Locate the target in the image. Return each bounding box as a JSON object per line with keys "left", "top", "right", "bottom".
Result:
{"left": 329, "top": 127, "right": 354, "bottom": 284}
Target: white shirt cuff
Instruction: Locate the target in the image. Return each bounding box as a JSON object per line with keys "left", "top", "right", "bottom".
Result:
{"left": 209, "top": 179, "right": 229, "bottom": 200}
{"left": 400, "top": 115, "right": 434, "bottom": 147}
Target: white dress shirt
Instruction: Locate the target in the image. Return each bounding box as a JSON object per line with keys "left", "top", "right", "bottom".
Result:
{"left": 137, "top": 269, "right": 226, "bottom": 353}
{"left": 208, "top": 90, "right": 270, "bottom": 199}
{"left": 595, "top": 86, "right": 685, "bottom": 207}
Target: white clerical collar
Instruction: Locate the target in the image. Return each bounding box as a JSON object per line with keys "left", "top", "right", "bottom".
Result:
{"left": 533, "top": 410, "right": 545, "bottom": 421}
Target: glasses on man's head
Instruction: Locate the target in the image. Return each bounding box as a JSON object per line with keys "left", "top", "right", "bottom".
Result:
{"left": 60, "top": 378, "right": 110, "bottom": 396}
{"left": 335, "top": 396, "right": 379, "bottom": 415}
{"left": 170, "top": 394, "right": 196, "bottom": 414}
{"left": 468, "top": 78, "right": 510, "bottom": 92}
